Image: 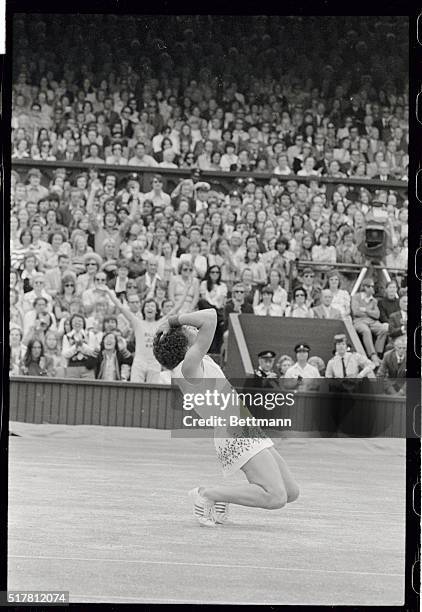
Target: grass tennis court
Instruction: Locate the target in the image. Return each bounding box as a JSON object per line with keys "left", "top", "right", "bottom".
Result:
{"left": 8, "top": 423, "right": 405, "bottom": 605}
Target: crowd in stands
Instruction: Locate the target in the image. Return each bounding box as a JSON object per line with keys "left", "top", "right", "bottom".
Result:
{"left": 10, "top": 15, "right": 408, "bottom": 384}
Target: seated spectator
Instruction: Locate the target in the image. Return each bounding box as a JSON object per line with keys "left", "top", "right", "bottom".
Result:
{"left": 10, "top": 326, "right": 26, "bottom": 375}
{"left": 70, "top": 230, "right": 94, "bottom": 274}
{"left": 128, "top": 142, "right": 158, "bottom": 168}
{"left": 378, "top": 280, "right": 400, "bottom": 323}
{"left": 285, "top": 286, "right": 314, "bottom": 318}
{"left": 351, "top": 278, "right": 388, "bottom": 365}
{"left": 10, "top": 287, "right": 24, "bottom": 329}
{"left": 199, "top": 265, "right": 228, "bottom": 311}
{"left": 20, "top": 338, "right": 49, "bottom": 376}
{"left": 298, "top": 267, "right": 322, "bottom": 308}
{"left": 157, "top": 241, "right": 179, "bottom": 282}
{"left": 257, "top": 268, "right": 288, "bottom": 313}
{"left": 325, "top": 270, "right": 351, "bottom": 317}
{"left": 308, "top": 356, "right": 326, "bottom": 377}
{"left": 388, "top": 292, "right": 407, "bottom": 339}
{"left": 276, "top": 354, "right": 295, "bottom": 378}
{"left": 240, "top": 246, "right": 267, "bottom": 285}
{"left": 168, "top": 261, "right": 200, "bottom": 314}
{"left": 313, "top": 289, "right": 342, "bottom": 319}
{"left": 76, "top": 252, "right": 103, "bottom": 295}
{"left": 377, "top": 335, "right": 406, "bottom": 394}
{"left": 82, "top": 271, "right": 115, "bottom": 315}
{"left": 179, "top": 241, "right": 208, "bottom": 279}
{"left": 53, "top": 272, "right": 78, "bottom": 322}
{"left": 311, "top": 233, "right": 337, "bottom": 265}
{"left": 253, "top": 285, "right": 284, "bottom": 316}
{"left": 22, "top": 273, "right": 53, "bottom": 313}
{"left": 43, "top": 330, "right": 66, "bottom": 377}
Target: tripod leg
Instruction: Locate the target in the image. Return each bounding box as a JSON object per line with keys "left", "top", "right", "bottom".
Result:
{"left": 381, "top": 268, "right": 391, "bottom": 284}
{"left": 351, "top": 267, "right": 368, "bottom": 296}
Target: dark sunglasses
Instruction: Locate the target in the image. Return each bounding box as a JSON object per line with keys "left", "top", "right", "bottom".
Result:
{"left": 64, "top": 283, "right": 75, "bottom": 287}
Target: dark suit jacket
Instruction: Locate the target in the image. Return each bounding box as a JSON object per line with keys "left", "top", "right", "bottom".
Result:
{"left": 378, "top": 349, "right": 406, "bottom": 379}
{"left": 223, "top": 300, "right": 254, "bottom": 331}
{"left": 388, "top": 311, "right": 406, "bottom": 338}
{"left": 372, "top": 174, "right": 395, "bottom": 182}
{"left": 56, "top": 151, "right": 82, "bottom": 162}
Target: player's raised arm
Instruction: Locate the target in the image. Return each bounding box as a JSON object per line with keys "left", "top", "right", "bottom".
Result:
{"left": 161, "top": 309, "right": 217, "bottom": 380}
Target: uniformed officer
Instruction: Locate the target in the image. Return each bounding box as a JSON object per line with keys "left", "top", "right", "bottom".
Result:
{"left": 284, "top": 343, "right": 321, "bottom": 380}
{"left": 254, "top": 350, "right": 278, "bottom": 378}
{"left": 325, "top": 334, "right": 375, "bottom": 379}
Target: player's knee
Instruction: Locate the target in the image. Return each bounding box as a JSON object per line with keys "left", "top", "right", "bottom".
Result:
{"left": 263, "top": 487, "right": 287, "bottom": 510}
{"left": 287, "top": 484, "right": 300, "bottom": 503}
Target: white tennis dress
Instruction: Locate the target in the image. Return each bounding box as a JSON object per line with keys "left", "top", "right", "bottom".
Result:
{"left": 172, "top": 354, "right": 273, "bottom": 476}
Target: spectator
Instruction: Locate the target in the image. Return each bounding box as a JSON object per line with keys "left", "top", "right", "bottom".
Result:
{"left": 10, "top": 326, "right": 26, "bottom": 375}
{"left": 325, "top": 270, "right": 351, "bottom": 317}
{"left": 313, "top": 289, "right": 342, "bottom": 319}
{"left": 276, "top": 354, "right": 295, "bottom": 378}
{"left": 351, "top": 278, "right": 388, "bottom": 365}
{"left": 168, "top": 262, "right": 200, "bottom": 314}
{"left": 53, "top": 273, "right": 78, "bottom": 322}
{"left": 388, "top": 292, "right": 407, "bottom": 339}
{"left": 62, "top": 313, "right": 99, "bottom": 379}
{"left": 378, "top": 280, "right": 400, "bottom": 323}
{"left": 254, "top": 285, "right": 284, "bottom": 316}
{"left": 94, "top": 332, "right": 133, "bottom": 381}
{"left": 285, "top": 287, "right": 314, "bottom": 318}
{"left": 43, "top": 330, "right": 66, "bottom": 377}
{"left": 20, "top": 338, "right": 49, "bottom": 376}
{"left": 377, "top": 335, "right": 406, "bottom": 394}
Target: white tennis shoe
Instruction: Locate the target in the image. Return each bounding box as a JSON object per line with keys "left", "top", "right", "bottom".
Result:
{"left": 213, "top": 502, "right": 229, "bottom": 524}
{"left": 188, "top": 487, "right": 216, "bottom": 527}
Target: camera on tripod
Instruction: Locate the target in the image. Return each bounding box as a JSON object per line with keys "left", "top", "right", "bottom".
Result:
{"left": 357, "top": 203, "right": 390, "bottom": 263}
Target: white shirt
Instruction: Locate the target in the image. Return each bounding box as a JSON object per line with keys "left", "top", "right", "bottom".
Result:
{"left": 254, "top": 303, "right": 284, "bottom": 317}
{"left": 284, "top": 362, "right": 320, "bottom": 379}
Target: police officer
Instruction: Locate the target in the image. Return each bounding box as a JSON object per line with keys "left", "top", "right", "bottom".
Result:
{"left": 255, "top": 350, "right": 278, "bottom": 378}
{"left": 284, "top": 344, "right": 320, "bottom": 380}
{"left": 325, "top": 334, "right": 375, "bottom": 379}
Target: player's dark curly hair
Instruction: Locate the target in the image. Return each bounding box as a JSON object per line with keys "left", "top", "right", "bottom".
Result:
{"left": 153, "top": 327, "right": 189, "bottom": 370}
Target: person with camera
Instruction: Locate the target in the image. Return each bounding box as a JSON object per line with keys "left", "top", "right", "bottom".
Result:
{"left": 62, "top": 313, "right": 99, "bottom": 379}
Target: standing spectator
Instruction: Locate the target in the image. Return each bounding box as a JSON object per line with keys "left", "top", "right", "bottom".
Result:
{"left": 62, "top": 314, "right": 99, "bottom": 379}
{"left": 94, "top": 332, "right": 133, "bottom": 381}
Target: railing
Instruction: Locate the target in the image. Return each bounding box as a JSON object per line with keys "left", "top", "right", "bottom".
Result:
{"left": 9, "top": 376, "right": 406, "bottom": 437}
{"left": 11, "top": 159, "right": 408, "bottom": 197}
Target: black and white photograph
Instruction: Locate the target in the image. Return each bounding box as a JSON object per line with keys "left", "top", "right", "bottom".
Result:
{"left": 4, "top": 9, "right": 419, "bottom": 607}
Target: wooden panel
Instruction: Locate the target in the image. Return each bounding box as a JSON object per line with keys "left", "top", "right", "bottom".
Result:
{"left": 9, "top": 378, "right": 406, "bottom": 437}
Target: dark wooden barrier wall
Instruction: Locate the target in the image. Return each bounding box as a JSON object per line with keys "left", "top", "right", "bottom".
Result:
{"left": 226, "top": 315, "right": 352, "bottom": 378}
{"left": 9, "top": 377, "right": 406, "bottom": 437}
